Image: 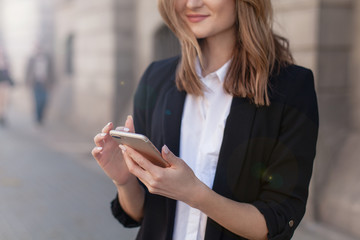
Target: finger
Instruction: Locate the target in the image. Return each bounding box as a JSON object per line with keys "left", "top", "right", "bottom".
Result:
{"left": 124, "top": 115, "right": 135, "bottom": 133}
{"left": 93, "top": 132, "right": 108, "bottom": 147}
{"left": 102, "top": 122, "right": 113, "bottom": 133}
{"left": 121, "top": 145, "right": 150, "bottom": 181}
{"left": 123, "top": 157, "right": 156, "bottom": 193}
{"left": 161, "top": 145, "right": 178, "bottom": 166}
{"left": 115, "top": 126, "right": 130, "bottom": 132}
{"left": 91, "top": 146, "right": 103, "bottom": 159}
{"left": 121, "top": 145, "right": 158, "bottom": 173}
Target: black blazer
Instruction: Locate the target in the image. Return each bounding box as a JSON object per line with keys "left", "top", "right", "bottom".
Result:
{"left": 111, "top": 56, "right": 319, "bottom": 240}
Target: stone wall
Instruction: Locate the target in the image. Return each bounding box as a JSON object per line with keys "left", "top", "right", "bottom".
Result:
{"left": 273, "top": 0, "right": 319, "bottom": 73}
{"left": 351, "top": 0, "right": 360, "bottom": 131}
{"left": 54, "top": 0, "right": 117, "bottom": 134}
{"left": 53, "top": 0, "right": 137, "bottom": 134}
{"left": 318, "top": 0, "right": 360, "bottom": 238}
{"left": 135, "top": 0, "right": 163, "bottom": 81}
{"left": 113, "top": 0, "right": 136, "bottom": 126}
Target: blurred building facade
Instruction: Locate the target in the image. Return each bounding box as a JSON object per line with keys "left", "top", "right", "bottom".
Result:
{"left": 53, "top": 0, "right": 139, "bottom": 129}
{"left": 1, "top": 0, "right": 359, "bottom": 239}
{"left": 53, "top": 0, "right": 179, "bottom": 131}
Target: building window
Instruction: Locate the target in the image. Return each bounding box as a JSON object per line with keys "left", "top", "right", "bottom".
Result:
{"left": 65, "top": 34, "right": 74, "bottom": 76}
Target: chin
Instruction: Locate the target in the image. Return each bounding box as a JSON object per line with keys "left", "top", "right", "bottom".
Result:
{"left": 193, "top": 33, "right": 209, "bottom": 39}
{"left": 190, "top": 27, "right": 210, "bottom": 39}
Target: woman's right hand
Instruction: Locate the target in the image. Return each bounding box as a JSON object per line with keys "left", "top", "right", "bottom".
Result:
{"left": 92, "top": 116, "right": 136, "bottom": 186}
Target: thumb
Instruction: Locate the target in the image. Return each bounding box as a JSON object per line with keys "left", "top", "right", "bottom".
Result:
{"left": 124, "top": 115, "right": 135, "bottom": 133}
{"left": 161, "top": 145, "right": 179, "bottom": 166}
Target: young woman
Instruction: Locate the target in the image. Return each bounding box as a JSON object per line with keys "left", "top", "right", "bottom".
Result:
{"left": 92, "top": 0, "right": 319, "bottom": 239}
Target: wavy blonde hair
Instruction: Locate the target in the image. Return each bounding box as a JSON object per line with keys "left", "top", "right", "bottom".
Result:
{"left": 158, "top": 0, "right": 293, "bottom": 106}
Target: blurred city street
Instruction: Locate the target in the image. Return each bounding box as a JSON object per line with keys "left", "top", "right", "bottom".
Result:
{"left": 0, "top": 86, "right": 138, "bottom": 240}
{"left": 0, "top": 0, "right": 359, "bottom": 239}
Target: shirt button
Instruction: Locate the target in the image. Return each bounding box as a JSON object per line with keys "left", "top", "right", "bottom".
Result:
{"left": 289, "top": 220, "right": 294, "bottom": 228}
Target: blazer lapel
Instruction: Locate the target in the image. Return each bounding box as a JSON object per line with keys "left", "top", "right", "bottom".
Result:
{"left": 205, "top": 97, "right": 257, "bottom": 240}
{"left": 163, "top": 84, "right": 186, "bottom": 239}
{"left": 213, "top": 97, "right": 257, "bottom": 195}
{"left": 163, "top": 86, "right": 186, "bottom": 156}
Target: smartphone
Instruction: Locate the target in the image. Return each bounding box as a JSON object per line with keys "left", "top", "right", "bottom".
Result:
{"left": 109, "top": 130, "right": 169, "bottom": 168}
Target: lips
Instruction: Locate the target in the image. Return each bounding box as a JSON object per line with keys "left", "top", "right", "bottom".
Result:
{"left": 186, "top": 14, "right": 209, "bottom": 23}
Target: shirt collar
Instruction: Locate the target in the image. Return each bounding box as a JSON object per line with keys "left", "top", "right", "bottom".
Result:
{"left": 195, "top": 57, "right": 232, "bottom": 83}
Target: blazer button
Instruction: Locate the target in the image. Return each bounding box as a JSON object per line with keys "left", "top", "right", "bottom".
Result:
{"left": 289, "top": 220, "right": 294, "bottom": 228}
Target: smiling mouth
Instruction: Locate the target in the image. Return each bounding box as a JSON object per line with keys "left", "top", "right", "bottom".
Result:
{"left": 186, "top": 14, "right": 209, "bottom": 23}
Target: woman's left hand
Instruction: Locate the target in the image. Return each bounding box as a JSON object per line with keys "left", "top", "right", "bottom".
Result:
{"left": 120, "top": 144, "right": 205, "bottom": 206}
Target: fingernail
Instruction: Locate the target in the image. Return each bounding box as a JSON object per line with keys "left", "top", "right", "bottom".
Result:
{"left": 100, "top": 133, "right": 107, "bottom": 137}
{"left": 127, "top": 115, "right": 133, "bottom": 121}
{"left": 162, "top": 145, "right": 169, "bottom": 154}
{"left": 116, "top": 127, "right": 130, "bottom": 132}
{"left": 96, "top": 147, "right": 103, "bottom": 151}
{"left": 107, "top": 122, "right": 112, "bottom": 126}
{"left": 119, "top": 145, "right": 126, "bottom": 152}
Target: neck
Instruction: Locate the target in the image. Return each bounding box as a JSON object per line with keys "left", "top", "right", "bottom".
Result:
{"left": 200, "top": 29, "right": 235, "bottom": 76}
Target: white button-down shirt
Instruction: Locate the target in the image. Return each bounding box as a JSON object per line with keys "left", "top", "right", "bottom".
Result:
{"left": 173, "top": 59, "right": 233, "bottom": 240}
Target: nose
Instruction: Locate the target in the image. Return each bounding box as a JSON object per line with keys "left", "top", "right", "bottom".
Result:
{"left": 186, "top": 0, "right": 204, "bottom": 9}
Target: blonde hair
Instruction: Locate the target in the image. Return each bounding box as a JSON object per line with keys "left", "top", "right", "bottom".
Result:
{"left": 158, "top": 0, "right": 293, "bottom": 106}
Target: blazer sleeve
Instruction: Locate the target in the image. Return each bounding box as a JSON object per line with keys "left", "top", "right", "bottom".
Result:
{"left": 252, "top": 69, "right": 319, "bottom": 240}
{"left": 110, "top": 62, "right": 155, "bottom": 228}
{"left": 110, "top": 194, "right": 142, "bottom": 228}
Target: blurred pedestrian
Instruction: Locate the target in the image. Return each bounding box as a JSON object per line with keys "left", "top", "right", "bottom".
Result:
{"left": 26, "top": 45, "right": 54, "bottom": 125}
{"left": 0, "top": 46, "right": 14, "bottom": 127}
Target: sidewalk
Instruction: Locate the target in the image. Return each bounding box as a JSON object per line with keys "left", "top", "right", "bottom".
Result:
{"left": 0, "top": 87, "right": 138, "bottom": 240}
{"left": 293, "top": 221, "right": 358, "bottom": 240}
